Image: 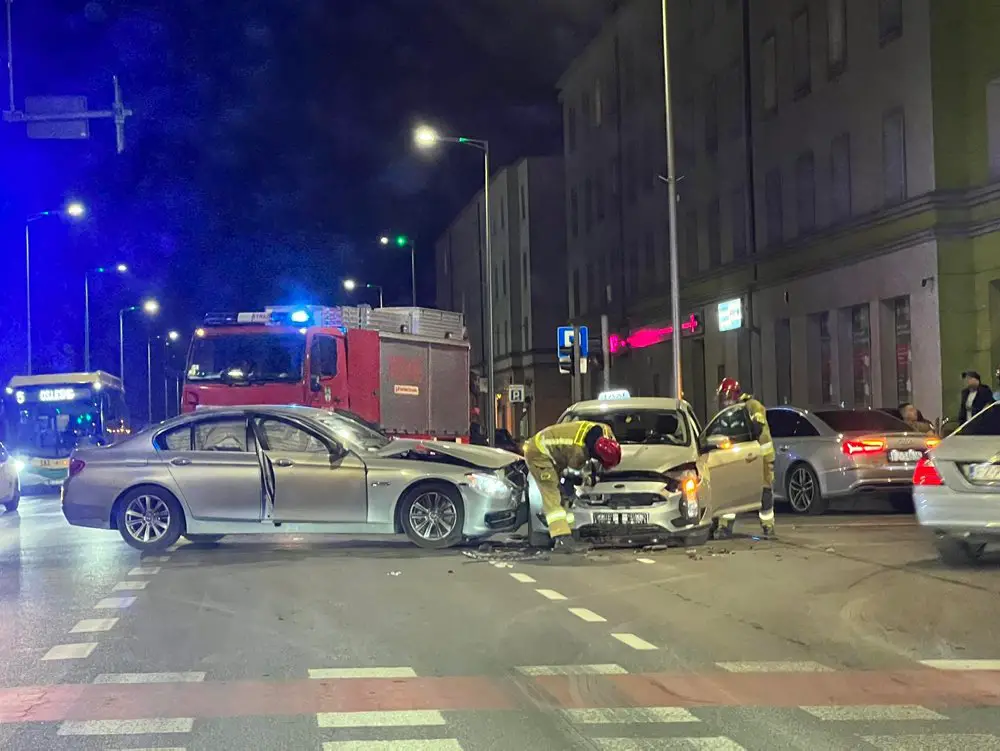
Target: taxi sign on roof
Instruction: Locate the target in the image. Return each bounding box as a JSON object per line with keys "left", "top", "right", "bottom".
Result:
{"left": 598, "top": 389, "right": 631, "bottom": 400}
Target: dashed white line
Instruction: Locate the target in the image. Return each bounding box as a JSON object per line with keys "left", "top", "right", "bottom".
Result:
{"left": 535, "top": 588, "right": 567, "bottom": 601}
{"left": 516, "top": 664, "right": 627, "bottom": 676}
{"left": 70, "top": 618, "right": 119, "bottom": 633}
{"left": 595, "top": 738, "right": 746, "bottom": 750}
{"left": 41, "top": 643, "right": 98, "bottom": 660}
{"left": 611, "top": 633, "right": 659, "bottom": 651}
{"left": 308, "top": 667, "right": 417, "bottom": 679}
{"left": 323, "top": 741, "right": 464, "bottom": 750}
{"left": 94, "top": 672, "right": 206, "bottom": 684}
{"left": 57, "top": 718, "right": 194, "bottom": 735}
{"left": 802, "top": 705, "right": 947, "bottom": 721}
{"left": 112, "top": 581, "right": 149, "bottom": 591}
{"left": 716, "top": 661, "right": 833, "bottom": 673}
{"left": 317, "top": 710, "right": 446, "bottom": 728}
{"left": 128, "top": 567, "right": 161, "bottom": 576}
{"left": 509, "top": 572, "right": 536, "bottom": 583}
{"left": 636, "top": 558, "right": 656, "bottom": 564}
{"left": 144, "top": 556, "right": 172, "bottom": 562}
{"left": 95, "top": 596, "right": 137, "bottom": 609}
{"left": 568, "top": 607, "right": 607, "bottom": 623}
{"left": 106, "top": 747, "right": 187, "bottom": 751}
{"left": 563, "top": 707, "right": 699, "bottom": 724}
{"left": 862, "top": 734, "right": 1000, "bottom": 750}
{"left": 919, "top": 659, "right": 1000, "bottom": 671}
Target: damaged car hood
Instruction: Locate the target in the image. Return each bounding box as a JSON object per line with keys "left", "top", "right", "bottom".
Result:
{"left": 603, "top": 444, "right": 698, "bottom": 477}
{"left": 376, "top": 438, "right": 520, "bottom": 469}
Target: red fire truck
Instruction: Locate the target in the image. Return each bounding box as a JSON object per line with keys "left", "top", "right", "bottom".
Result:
{"left": 181, "top": 305, "right": 471, "bottom": 441}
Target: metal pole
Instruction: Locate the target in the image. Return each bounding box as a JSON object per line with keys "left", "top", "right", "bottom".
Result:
{"left": 163, "top": 375, "right": 169, "bottom": 419}
{"left": 24, "top": 221, "right": 31, "bottom": 375}
{"left": 601, "top": 314, "right": 611, "bottom": 393}
{"left": 410, "top": 242, "right": 417, "bottom": 307}
{"left": 5, "top": 0, "right": 14, "bottom": 112}
{"left": 174, "top": 377, "right": 181, "bottom": 415}
{"left": 483, "top": 144, "right": 496, "bottom": 447}
{"left": 572, "top": 325, "right": 582, "bottom": 402}
{"left": 378, "top": 286, "right": 384, "bottom": 308}
{"left": 146, "top": 337, "right": 152, "bottom": 424}
{"left": 84, "top": 272, "right": 91, "bottom": 371}
{"left": 661, "top": 0, "right": 683, "bottom": 399}
{"left": 118, "top": 309, "right": 126, "bottom": 385}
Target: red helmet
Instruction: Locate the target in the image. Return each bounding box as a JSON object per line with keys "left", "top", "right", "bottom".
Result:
{"left": 717, "top": 377, "right": 742, "bottom": 406}
{"left": 592, "top": 436, "right": 622, "bottom": 469}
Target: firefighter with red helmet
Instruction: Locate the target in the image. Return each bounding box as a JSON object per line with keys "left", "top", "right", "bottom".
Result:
{"left": 524, "top": 420, "right": 622, "bottom": 554}
{"left": 716, "top": 377, "right": 776, "bottom": 539}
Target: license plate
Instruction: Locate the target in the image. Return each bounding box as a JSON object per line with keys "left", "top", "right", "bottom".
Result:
{"left": 33, "top": 458, "right": 69, "bottom": 469}
{"left": 888, "top": 449, "right": 923, "bottom": 463}
{"left": 969, "top": 464, "right": 1000, "bottom": 482}
{"left": 593, "top": 512, "right": 649, "bottom": 526}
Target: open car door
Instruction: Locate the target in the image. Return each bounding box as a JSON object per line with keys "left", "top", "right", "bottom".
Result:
{"left": 253, "top": 425, "right": 276, "bottom": 521}
{"left": 697, "top": 405, "right": 763, "bottom": 516}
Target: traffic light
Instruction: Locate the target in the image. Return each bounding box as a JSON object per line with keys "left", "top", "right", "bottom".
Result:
{"left": 395, "top": 235, "right": 409, "bottom": 247}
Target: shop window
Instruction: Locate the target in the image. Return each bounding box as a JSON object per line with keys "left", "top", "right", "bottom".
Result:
{"left": 775, "top": 318, "right": 792, "bottom": 405}
{"left": 827, "top": 0, "right": 847, "bottom": 77}
{"left": 892, "top": 296, "right": 912, "bottom": 404}
{"left": 812, "top": 311, "right": 834, "bottom": 405}
{"left": 843, "top": 303, "right": 872, "bottom": 407}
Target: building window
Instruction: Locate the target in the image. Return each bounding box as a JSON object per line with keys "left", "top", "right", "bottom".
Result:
{"left": 502, "top": 259, "right": 507, "bottom": 296}
{"left": 810, "top": 311, "right": 834, "bottom": 405}
{"left": 849, "top": 304, "right": 872, "bottom": 406}
{"left": 775, "top": 318, "right": 792, "bottom": 406}
{"left": 595, "top": 175, "right": 606, "bottom": 221}
{"left": 827, "top": 0, "right": 847, "bottom": 77}
{"left": 795, "top": 150, "right": 816, "bottom": 233}
{"left": 571, "top": 269, "right": 580, "bottom": 316}
{"left": 523, "top": 316, "right": 530, "bottom": 350}
{"left": 882, "top": 108, "right": 906, "bottom": 205}
{"left": 569, "top": 188, "right": 579, "bottom": 238}
{"left": 762, "top": 33, "right": 777, "bottom": 114}
{"left": 493, "top": 265, "right": 498, "bottom": 300}
{"left": 567, "top": 106, "right": 577, "bottom": 152}
{"left": 683, "top": 209, "right": 699, "bottom": 277}
{"left": 765, "top": 167, "right": 783, "bottom": 246}
{"left": 499, "top": 196, "right": 505, "bottom": 230}
{"left": 519, "top": 184, "right": 526, "bottom": 219}
{"left": 893, "top": 296, "right": 912, "bottom": 404}
{"left": 522, "top": 251, "right": 529, "bottom": 288}
{"left": 705, "top": 75, "right": 719, "bottom": 155}
{"left": 594, "top": 78, "right": 603, "bottom": 127}
{"left": 830, "top": 133, "right": 852, "bottom": 221}
{"left": 878, "top": 0, "right": 902, "bottom": 45}
{"left": 731, "top": 185, "right": 748, "bottom": 258}
{"left": 584, "top": 178, "right": 594, "bottom": 233}
{"left": 708, "top": 197, "right": 722, "bottom": 267}
{"left": 792, "top": 8, "right": 811, "bottom": 99}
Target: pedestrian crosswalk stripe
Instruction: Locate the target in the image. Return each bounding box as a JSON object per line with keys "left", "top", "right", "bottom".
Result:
{"left": 802, "top": 705, "right": 947, "bottom": 721}
{"left": 862, "top": 734, "right": 1000, "bottom": 750}
{"left": 128, "top": 567, "right": 161, "bottom": 576}
{"left": 509, "top": 572, "right": 536, "bottom": 583}
{"left": 95, "top": 596, "right": 137, "bottom": 609}
{"left": 42, "top": 642, "right": 98, "bottom": 660}
{"left": 70, "top": 618, "right": 119, "bottom": 633}
{"left": 112, "top": 581, "right": 149, "bottom": 591}
{"left": 611, "top": 633, "right": 659, "bottom": 651}
{"left": 308, "top": 667, "right": 417, "bottom": 679}
{"left": 536, "top": 588, "right": 568, "bottom": 601}
{"left": 516, "top": 664, "right": 627, "bottom": 676}
{"left": 322, "top": 742, "right": 464, "bottom": 750}
{"left": 317, "top": 710, "right": 446, "bottom": 728}
{"left": 716, "top": 661, "right": 833, "bottom": 673}
{"left": 563, "top": 707, "right": 699, "bottom": 724}
{"left": 94, "top": 672, "right": 206, "bottom": 684}
{"left": 919, "top": 659, "right": 1000, "bottom": 671}
{"left": 568, "top": 607, "right": 607, "bottom": 622}
{"left": 636, "top": 558, "right": 656, "bottom": 564}
{"left": 595, "top": 738, "right": 746, "bottom": 750}
{"left": 57, "top": 718, "right": 194, "bottom": 735}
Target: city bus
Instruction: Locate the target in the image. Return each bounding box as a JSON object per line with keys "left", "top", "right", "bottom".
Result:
{"left": 2, "top": 372, "right": 129, "bottom": 488}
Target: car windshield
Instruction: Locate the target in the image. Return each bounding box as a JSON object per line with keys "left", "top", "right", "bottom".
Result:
{"left": 956, "top": 403, "right": 1000, "bottom": 435}
{"left": 815, "top": 410, "right": 910, "bottom": 433}
{"left": 562, "top": 408, "right": 690, "bottom": 446}
{"left": 313, "top": 411, "right": 391, "bottom": 451}
{"left": 187, "top": 332, "right": 305, "bottom": 383}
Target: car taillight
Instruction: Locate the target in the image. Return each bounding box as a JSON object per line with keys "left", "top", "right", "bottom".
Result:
{"left": 925, "top": 436, "right": 941, "bottom": 450}
{"left": 842, "top": 438, "right": 886, "bottom": 456}
{"left": 69, "top": 458, "right": 86, "bottom": 477}
{"left": 913, "top": 457, "right": 943, "bottom": 486}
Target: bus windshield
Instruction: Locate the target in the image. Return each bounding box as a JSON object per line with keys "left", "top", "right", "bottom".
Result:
{"left": 187, "top": 332, "right": 306, "bottom": 383}
{"left": 12, "top": 399, "right": 105, "bottom": 458}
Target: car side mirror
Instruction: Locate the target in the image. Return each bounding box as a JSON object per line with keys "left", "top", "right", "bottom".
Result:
{"left": 701, "top": 434, "right": 733, "bottom": 453}
{"left": 310, "top": 374, "right": 322, "bottom": 393}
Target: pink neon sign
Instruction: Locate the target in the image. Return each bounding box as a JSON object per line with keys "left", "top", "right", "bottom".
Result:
{"left": 609, "top": 313, "right": 702, "bottom": 355}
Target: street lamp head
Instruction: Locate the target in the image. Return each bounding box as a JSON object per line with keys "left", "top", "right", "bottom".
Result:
{"left": 379, "top": 235, "right": 390, "bottom": 246}
{"left": 115, "top": 263, "right": 128, "bottom": 273}
{"left": 413, "top": 125, "right": 440, "bottom": 149}
{"left": 343, "top": 279, "right": 357, "bottom": 292}
{"left": 142, "top": 299, "right": 160, "bottom": 315}
{"left": 167, "top": 330, "right": 180, "bottom": 342}
{"left": 64, "top": 202, "right": 86, "bottom": 218}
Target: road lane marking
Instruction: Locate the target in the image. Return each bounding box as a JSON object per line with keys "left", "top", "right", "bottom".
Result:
{"left": 509, "top": 573, "right": 536, "bottom": 583}
{"left": 595, "top": 739, "right": 746, "bottom": 750}
{"left": 95, "top": 596, "right": 137, "bottom": 609}
{"left": 57, "top": 718, "right": 194, "bottom": 735}
{"left": 309, "top": 667, "right": 417, "bottom": 679}
{"left": 144, "top": 556, "right": 172, "bottom": 562}
{"left": 70, "top": 618, "right": 119, "bottom": 633}
{"left": 636, "top": 558, "right": 656, "bottom": 564}
{"left": 611, "top": 633, "right": 659, "bottom": 651}
{"left": 107, "top": 747, "right": 187, "bottom": 751}
{"left": 112, "top": 581, "right": 149, "bottom": 591}
{"left": 802, "top": 705, "right": 947, "bottom": 721}
{"left": 323, "top": 742, "right": 464, "bottom": 750}
{"left": 517, "top": 664, "right": 627, "bottom": 676}
{"left": 94, "top": 673, "right": 206, "bottom": 684}
{"left": 317, "top": 710, "right": 446, "bottom": 728}
{"left": 128, "top": 567, "right": 161, "bottom": 576}
{"left": 536, "top": 588, "right": 567, "bottom": 601}
{"left": 920, "top": 659, "right": 1000, "bottom": 671}
{"left": 862, "top": 734, "right": 1000, "bottom": 750}
{"left": 42, "top": 643, "right": 98, "bottom": 660}
{"left": 716, "top": 661, "right": 833, "bottom": 673}
{"left": 568, "top": 607, "right": 607, "bottom": 622}
{"left": 563, "top": 707, "right": 699, "bottom": 724}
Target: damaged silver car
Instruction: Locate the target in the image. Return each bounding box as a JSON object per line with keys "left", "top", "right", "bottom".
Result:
{"left": 528, "top": 397, "right": 765, "bottom": 546}
{"left": 62, "top": 405, "right": 529, "bottom": 552}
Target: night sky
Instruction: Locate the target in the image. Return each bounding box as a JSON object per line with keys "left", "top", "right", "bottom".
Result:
{"left": 0, "top": 0, "right": 607, "bottom": 417}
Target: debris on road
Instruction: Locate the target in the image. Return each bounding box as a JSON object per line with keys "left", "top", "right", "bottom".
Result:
{"left": 825, "top": 547, "right": 836, "bottom": 553}
{"left": 388, "top": 571, "right": 401, "bottom": 576}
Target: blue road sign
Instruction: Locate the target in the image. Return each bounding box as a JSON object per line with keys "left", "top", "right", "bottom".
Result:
{"left": 557, "top": 326, "right": 589, "bottom": 358}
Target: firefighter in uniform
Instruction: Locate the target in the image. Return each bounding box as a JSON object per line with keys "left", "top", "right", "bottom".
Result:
{"left": 715, "top": 378, "right": 776, "bottom": 539}
{"left": 524, "top": 421, "right": 622, "bottom": 554}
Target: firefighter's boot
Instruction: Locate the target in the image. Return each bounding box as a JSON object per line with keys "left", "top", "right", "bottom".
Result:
{"left": 714, "top": 514, "right": 736, "bottom": 540}
{"left": 552, "top": 535, "right": 591, "bottom": 554}
{"left": 758, "top": 488, "right": 776, "bottom": 539}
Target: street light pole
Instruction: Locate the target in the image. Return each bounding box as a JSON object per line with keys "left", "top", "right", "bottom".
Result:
{"left": 661, "top": 0, "right": 683, "bottom": 399}
{"left": 119, "top": 308, "right": 126, "bottom": 383}
{"left": 84, "top": 263, "right": 127, "bottom": 372}
{"left": 146, "top": 336, "right": 153, "bottom": 424}
{"left": 409, "top": 241, "right": 416, "bottom": 307}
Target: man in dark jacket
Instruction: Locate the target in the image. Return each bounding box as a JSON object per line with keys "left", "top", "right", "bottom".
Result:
{"left": 959, "top": 370, "right": 994, "bottom": 424}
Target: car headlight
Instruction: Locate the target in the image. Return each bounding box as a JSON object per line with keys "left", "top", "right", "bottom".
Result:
{"left": 465, "top": 472, "right": 509, "bottom": 496}
{"left": 13, "top": 458, "right": 25, "bottom": 474}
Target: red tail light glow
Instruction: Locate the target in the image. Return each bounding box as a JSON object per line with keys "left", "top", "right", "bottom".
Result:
{"left": 913, "top": 456, "right": 943, "bottom": 486}
{"left": 68, "top": 458, "right": 86, "bottom": 478}
{"left": 841, "top": 438, "right": 886, "bottom": 456}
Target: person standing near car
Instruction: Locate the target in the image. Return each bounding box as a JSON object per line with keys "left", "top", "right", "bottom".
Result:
{"left": 959, "top": 370, "right": 994, "bottom": 424}
{"left": 523, "top": 421, "right": 622, "bottom": 554}
{"left": 715, "top": 378, "right": 776, "bottom": 539}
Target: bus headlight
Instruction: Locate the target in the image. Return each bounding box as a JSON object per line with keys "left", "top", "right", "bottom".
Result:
{"left": 13, "top": 459, "right": 25, "bottom": 474}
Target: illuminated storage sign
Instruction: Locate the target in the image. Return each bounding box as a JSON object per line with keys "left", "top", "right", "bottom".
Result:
{"left": 39, "top": 388, "right": 78, "bottom": 402}
{"left": 717, "top": 298, "right": 743, "bottom": 332}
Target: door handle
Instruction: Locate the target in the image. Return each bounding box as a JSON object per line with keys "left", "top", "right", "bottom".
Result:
{"left": 778, "top": 445, "right": 790, "bottom": 453}
{"left": 274, "top": 458, "right": 295, "bottom": 468}
{"left": 170, "top": 457, "right": 191, "bottom": 466}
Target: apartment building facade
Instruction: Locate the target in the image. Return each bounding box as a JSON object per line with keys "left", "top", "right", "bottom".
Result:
{"left": 434, "top": 156, "right": 568, "bottom": 439}
{"left": 559, "top": 0, "right": 1000, "bottom": 423}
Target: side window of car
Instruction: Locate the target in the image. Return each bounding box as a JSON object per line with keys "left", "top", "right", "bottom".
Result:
{"left": 705, "top": 406, "right": 753, "bottom": 443}
{"left": 790, "top": 415, "right": 820, "bottom": 437}
{"left": 766, "top": 410, "right": 794, "bottom": 438}
{"left": 311, "top": 336, "right": 339, "bottom": 378}
{"left": 256, "top": 418, "right": 328, "bottom": 454}
{"left": 156, "top": 425, "right": 192, "bottom": 451}
{"left": 194, "top": 419, "right": 248, "bottom": 452}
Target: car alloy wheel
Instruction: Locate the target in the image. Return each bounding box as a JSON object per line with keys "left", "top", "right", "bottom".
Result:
{"left": 408, "top": 490, "right": 458, "bottom": 542}
{"left": 124, "top": 493, "right": 172, "bottom": 544}
{"left": 788, "top": 466, "right": 818, "bottom": 513}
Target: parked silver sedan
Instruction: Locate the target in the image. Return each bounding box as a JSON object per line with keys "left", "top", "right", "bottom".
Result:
{"left": 61, "top": 406, "right": 528, "bottom": 552}
{"left": 914, "top": 402, "right": 1000, "bottom": 564}
{"left": 768, "top": 406, "right": 938, "bottom": 515}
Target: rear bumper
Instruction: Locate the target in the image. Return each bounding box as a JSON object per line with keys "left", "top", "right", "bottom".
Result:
{"left": 60, "top": 483, "right": 111, "bottom": 529}
{"left": 828, "top": 464, "right": 916, "bottom": 495}
{"left": 915, "top": 485, "right": 1000, "bottom": 538}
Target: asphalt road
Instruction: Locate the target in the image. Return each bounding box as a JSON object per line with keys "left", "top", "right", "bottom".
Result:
{"left": 2, "top": 495, "right": 1000, "bottom": 750}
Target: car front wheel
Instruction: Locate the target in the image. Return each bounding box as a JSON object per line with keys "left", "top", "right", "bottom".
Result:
{"left": 116, "top": 486, "right": 184, "bottom": 553}
{"left": 400, "top": 483, "right": 465, "bottom": 549}
{"left": 786, "top": 464, "right": 828, "bottom": 515}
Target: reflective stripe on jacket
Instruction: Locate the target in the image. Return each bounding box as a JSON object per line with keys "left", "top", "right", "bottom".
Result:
{"left": 531, "top": 420, "right": 614, "bottom": 471}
